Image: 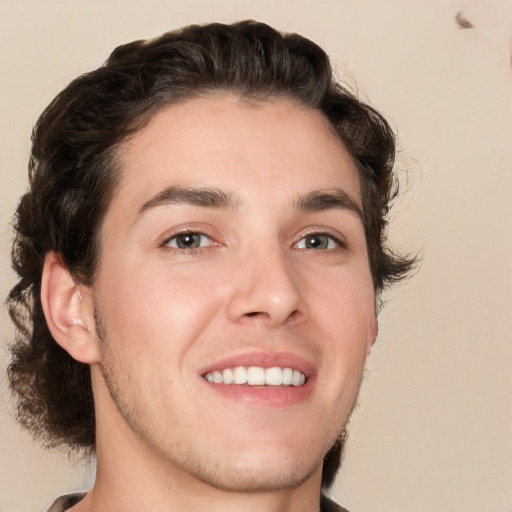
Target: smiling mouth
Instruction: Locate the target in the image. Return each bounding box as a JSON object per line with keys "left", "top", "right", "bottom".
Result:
{"left": 204, "top": 366, "right": 307, "bottom": 387}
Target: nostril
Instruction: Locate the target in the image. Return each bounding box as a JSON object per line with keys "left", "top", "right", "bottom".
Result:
{"left": 243, "top": 309, "right": 301, "bottom": 323}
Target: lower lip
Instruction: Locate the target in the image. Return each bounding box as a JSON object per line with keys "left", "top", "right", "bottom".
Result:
{"left": 202, "top": 377, "right": 315, "bottom": 408}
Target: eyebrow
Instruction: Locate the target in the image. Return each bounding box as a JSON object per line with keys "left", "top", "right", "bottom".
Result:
{"left": 138, "top": 185, "right": 363, "bottom": 222}
{"left": 138, "top": 186, "right": 239, "bottom": 215}
{"left": 294, "top": 188, "right": 364, "bottom": 222}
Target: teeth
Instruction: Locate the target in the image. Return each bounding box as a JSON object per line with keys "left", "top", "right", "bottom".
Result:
{"left": 292, "top": 370, "right": 306, "bottom": 386}
{"left": 247, "top": 366, "right": 266, "bottom": 385}
{"left": 204, "top": 366, "right": 306, "bottom": 387}
{"left": 282, "top": 367, "right": 293, "bottom": 385}
{"left": 265, "top": 367, "right": 283, "bottom": 386}
{"left": 222, "top": 369, "right": 234, "bottom": 384}
{"left": 233, "top": 366, "right": 247, "bottom": 384}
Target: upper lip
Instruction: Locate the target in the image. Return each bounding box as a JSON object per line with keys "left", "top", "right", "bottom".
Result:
{"left": 198, "top": 350, "right": 316, "bottom": 378}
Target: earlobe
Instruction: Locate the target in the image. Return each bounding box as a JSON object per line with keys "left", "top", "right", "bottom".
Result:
{"left": 40, "top": 252, "right": 100, "bottom": 364}
{"left": 366, "top": 316, "right": 379, "bottom": 356}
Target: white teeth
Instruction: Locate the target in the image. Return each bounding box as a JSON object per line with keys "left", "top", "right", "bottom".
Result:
{"left": 204, "top": 366, "right": 306, "bottom": 387}
{"left": 247, "top": 367, "right": 266, "bottom": 385}
{"left": 292, "top": 370, "right": 305, "bottom": 386}
{"left": 222, "top": 368, "right": 234, "bottom": 384}
{"left": 282, "top": 367, "right": 293, "bottom": 385}
{"left": 233, "top": 366, "right": 247, "bottom": 384}
{"left": 265, "top": 367, "right": 283, "bottom": 386}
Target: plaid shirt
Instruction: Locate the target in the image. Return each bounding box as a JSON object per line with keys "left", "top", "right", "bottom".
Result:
{"left": 47, "top": 492, "right": 350, "bottom": 511}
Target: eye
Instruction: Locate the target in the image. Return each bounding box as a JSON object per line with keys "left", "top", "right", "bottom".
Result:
{"left": 164, "top": 232, "right": 213, "bottom": 249}
{"left": 295, "top": 233, "right": 341, "bottom": 250}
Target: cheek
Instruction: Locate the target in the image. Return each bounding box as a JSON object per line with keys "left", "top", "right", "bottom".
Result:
{"left": 311, "top": 266, "right": 375, "bottom": 334}
{"left": 96, "top": 258, "right": 226, "bottom": 354}
{"left": 309, "top": 267, "right": 374, "bottom": 388}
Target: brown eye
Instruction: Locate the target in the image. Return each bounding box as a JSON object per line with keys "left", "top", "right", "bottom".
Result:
{"left": 165, "top": 232, "right": 212, "bottom": 249}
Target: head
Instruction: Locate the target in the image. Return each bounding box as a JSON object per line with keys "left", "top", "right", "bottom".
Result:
{"left": 7, "top": 20, "right": 414, "bottom": 490}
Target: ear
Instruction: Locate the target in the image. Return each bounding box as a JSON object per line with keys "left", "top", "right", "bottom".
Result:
{"left": 40, "top": 252, "right": 100, "bottom": 364}
{"left": 366, "top": 315, "right": 379, "bottom": 356}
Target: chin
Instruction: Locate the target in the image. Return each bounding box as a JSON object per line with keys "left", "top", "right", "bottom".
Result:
{"left": 183, "top": 440, "right": 326, "bottom": 493}
{"left": 193, "top": 458, "right": 321, "bottom": 493}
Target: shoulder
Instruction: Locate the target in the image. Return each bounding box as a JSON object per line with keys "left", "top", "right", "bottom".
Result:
{"left": 321, "top": 493, "right": 352, "bottom": 512}
{"left": 47, "top": 493, "right": 86, "bottom": 512}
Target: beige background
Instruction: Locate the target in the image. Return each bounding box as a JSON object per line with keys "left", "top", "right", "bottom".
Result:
{"left": 1, "top": 1, "right": 511, "bottom": 511}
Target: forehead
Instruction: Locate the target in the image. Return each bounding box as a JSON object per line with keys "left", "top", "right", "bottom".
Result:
{"left": 111, "top": 95, "right": 361, "bottom": 215}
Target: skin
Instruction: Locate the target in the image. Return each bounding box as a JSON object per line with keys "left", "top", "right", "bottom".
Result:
{"left": 42, "top": 95, "right": 377, "bottom": 512}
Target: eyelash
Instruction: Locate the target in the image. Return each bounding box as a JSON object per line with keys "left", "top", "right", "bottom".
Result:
{"left": 161, "top": 229, "right": 345, "bottom": 253}
{"left": 294, "top": 231, "right": 345, "bottom": 251}
{"left": 162, "top": 231, "right": 215, "bottom": 252}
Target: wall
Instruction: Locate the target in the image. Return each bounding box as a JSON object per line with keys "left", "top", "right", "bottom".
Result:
{"left": 1, "top": 2, "right": 511, "bottom": 511}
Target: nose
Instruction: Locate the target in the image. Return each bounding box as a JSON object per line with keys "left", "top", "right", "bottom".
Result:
{"left": 226, "top": 245, "right": 308, "bottom": 327}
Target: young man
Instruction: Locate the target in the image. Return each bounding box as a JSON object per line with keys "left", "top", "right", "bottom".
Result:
{"left": 7, "top": 21, "right": 414, "bottom": 512}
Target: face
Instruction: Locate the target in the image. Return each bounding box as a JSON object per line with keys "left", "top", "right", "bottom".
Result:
{"left": 88, "top": 95, "right": 376, "bottom": 492}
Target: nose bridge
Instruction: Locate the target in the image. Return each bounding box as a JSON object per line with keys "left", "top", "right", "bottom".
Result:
{"left": 227, "top": 240, "right": 306, "bottom": 326}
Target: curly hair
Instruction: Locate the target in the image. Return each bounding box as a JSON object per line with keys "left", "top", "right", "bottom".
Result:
{"left": 6, "top": 20, "right": 415, "bottom": 489}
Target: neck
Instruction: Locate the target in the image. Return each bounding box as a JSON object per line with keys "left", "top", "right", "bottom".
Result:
{"left": 74, "top": 439, "right": 324, "bottom": 512}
